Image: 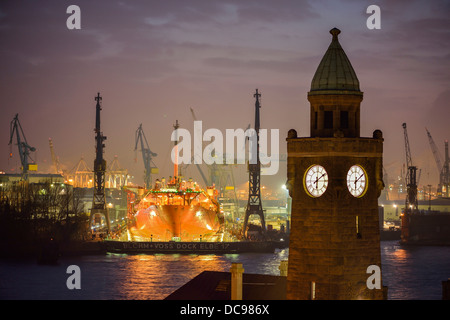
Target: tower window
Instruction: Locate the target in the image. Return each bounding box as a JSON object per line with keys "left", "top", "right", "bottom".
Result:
{"left": 340, "top": 111, "right": 349, "bottom": 129}
{"left": 314, "top": 112, "right": 318, "bottom": 130}
{"left": 324, "top": 111, "right": 333, "bottom": 129}
{"left": 356, "top": 215, "right": 362, "bottom": 239}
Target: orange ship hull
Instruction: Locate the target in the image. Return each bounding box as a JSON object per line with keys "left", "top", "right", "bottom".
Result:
{"left": 130, "top": 204, "right": 223, "bottom": 241}
{"left": 127, "top": 184, "right": 224, "bottom": 242}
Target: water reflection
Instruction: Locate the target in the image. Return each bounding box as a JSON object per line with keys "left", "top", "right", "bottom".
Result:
{"left": 1, "top": 244, "right": 449, "bottom": 300}
{"left": 106, "top": 253, "right": 231, "bottom": 299}
{"left": 381, "top": 241, "right": 450, "bottom": 299}
{"left": 101, "top": 250, "right": 290, "bottom": 300}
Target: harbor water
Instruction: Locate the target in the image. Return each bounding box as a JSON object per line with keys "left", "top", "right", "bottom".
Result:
{"left": 1, "top": 240, "right": 449, "bottom": 300}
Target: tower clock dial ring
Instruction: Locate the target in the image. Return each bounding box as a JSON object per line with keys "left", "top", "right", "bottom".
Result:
{"left": 304, "top": 165, "right": 329, "bottom": 197}
{"left": 347, "top": 165, "right": 367, "bottom": 197}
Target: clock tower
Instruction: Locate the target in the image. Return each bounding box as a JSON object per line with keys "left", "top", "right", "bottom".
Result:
{"left": 286, "top": 28, "right": 386, "bottom": 300}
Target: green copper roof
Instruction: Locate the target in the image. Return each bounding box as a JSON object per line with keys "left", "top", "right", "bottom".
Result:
{"left": 310, "top": 28, "right": 361, "bottom": 93}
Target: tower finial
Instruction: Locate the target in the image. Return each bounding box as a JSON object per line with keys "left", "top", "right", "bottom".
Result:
{"left": 330, "top": 27, "right": 341, "bottom": 40}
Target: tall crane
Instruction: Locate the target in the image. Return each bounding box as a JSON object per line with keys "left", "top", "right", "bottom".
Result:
{"left": 48, "top": 138, "right": 62, "bottom": 175}
{"left": 426, "top": 128, "right": 443, "bottom": 175}
{"left": 135, "top": 124, "right": 158, "bottom": 189}
{"left": 188, "top": 107, "right": 214, "bottom": 187}
{"left": 90, "top": 93, "right": 110, "bottom": 234}
{"left": 425, "top": 128, "right": 450, "bottom": 197}
{"left": 443, "top": 141, "right": 450, "bottom": 197}
{"left": 8, "top": 114, "right": 37, "bottom": 180}
{"left": 243, "top": 89, "right": 266, "bottom": 237}
{"left": 402, "top": 123, "right": 418, "bottom": 213}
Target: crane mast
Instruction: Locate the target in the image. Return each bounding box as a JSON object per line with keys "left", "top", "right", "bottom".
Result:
{"left": 243, "top": 89, "right": 266, "bottom": 237}
{"left": 426, "top": 128, "right": 443, "bottom": 173}
{"left": 49, "top": 138, "right": 62, "bottom": 174}
{"left": 425, "top": 128, "right": 449, "bottom": 197}
{"left": 189, "top": 107, "right": 215, "bottom": 188}
{"left": 443, "top": 141, "right": 450, "bottom": 197}
{"left": 134, "top": 124, "right": 157, "bottom": 189}
{"left": 426, "top": 128, "right": 444, "bottom": 195}
{"left": 90, "top": 93, "right": 110, "bottom": 234}
{"left": 402, "top": 123, "right": 418, "bottom": 213}
{"left": 8, "top": 114, "right": 37, "bottom": 180}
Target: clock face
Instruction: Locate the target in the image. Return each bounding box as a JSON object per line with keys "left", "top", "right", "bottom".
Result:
{"left": 304, "top": 165, "right": 328, "bottom": 197}
{"left": 347, "top": 165, "right": 367, "bottom": 197}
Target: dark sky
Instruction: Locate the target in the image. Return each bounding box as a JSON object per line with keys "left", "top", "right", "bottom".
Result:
{"left": 1, "top": 0, "right": 449, "bottom": 190}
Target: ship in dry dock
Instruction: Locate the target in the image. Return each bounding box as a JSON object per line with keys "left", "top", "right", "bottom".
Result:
{"left": 104, "top": 171, "right": 282, "bottom": 254}
{"left": 127, "top": 178, "right": 224, "bottom": 243}
{"left": 104, "top": 118, "right": 281, "bottom": 254}
{"left": 104, "top": 177, "right": 278, "bottom": 253}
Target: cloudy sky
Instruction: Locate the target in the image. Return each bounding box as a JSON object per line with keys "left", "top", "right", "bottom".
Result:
{"left": 1, "top": 0, "right": 449, "bottom": 190}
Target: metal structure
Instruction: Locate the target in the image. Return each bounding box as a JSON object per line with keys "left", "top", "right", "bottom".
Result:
{"left": 443, "top": 141, "right": 450, "bottom": 197}
{"left": 8, "top": 114, "right": 37, "bottom": 180}
{"left": 68, "top": 157, "right": 93, "bottom": 187}
{"left": 90, "top": 93, "right": 110, "bottom": 234}
{"left": 243, "top": 89, "right": 266, "bottom": 237}
{"left": 426, "top": 128, "right": 450, "bottom": 197}
{"left": 173, "top": 120, "right": 180, "bottom": 180}
{"left": 188, "top": 108, "right": 239, "bottom": 220}
{"left": 134, "top": 124, "right": 158, "bottom": 189}
{"left": 188, "top": 107, "right": 210, "bottom": 186}
{"left": 107, "top": 155, "right": 129, "bottom": 189}
{"left": 48, "top": 138, "right": 62, "bottom": 175}
{"left": 402, "top": 123, "right": 418, "bottom": 213}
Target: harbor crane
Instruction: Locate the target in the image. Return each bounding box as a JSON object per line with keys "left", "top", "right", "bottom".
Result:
{"left": 402, "top": 123, "right": 418, "bottom": 213}
{"left": 426, "top": 128, "right": 450, "bottom": 197}
{"left": 189, "top": 107, "right": 240, "bottom": 220}
{"left": 135, "top": 124, "right": 158, "bottom": 189}
{"left": 8, "top": 114, "right": 37, "bottom": 180}
{"left": 91, "top": 93, "right": 110, "bottom": 234}
{"left": 188, "top": 107, "right": 214, "bottom": 187}
{"left": 48, "top": 138, "right": 62, "bottom": 175}
{"left": 243, "top": 89, "right": 266, "bottom": 237}
{"left": 443, "top": 141, "right": 450, "bottom": 197}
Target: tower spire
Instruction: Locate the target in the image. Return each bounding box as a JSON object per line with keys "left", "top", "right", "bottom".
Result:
{"left": 309, "top": 28, "right": 360, "bottom": 93}
{"left": 308, "top": 28, "right": 363, "bottom": 138}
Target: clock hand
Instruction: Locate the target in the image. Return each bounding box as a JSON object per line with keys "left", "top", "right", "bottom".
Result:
{"left": 315, "top": 173, "right": 326, "bottom": 188}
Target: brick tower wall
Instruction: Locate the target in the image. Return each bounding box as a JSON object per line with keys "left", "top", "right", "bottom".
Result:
{"left": 286, "top": 135, "right": 385, "bottom": 300}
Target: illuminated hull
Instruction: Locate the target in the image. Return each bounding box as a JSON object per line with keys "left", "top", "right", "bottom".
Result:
{"left": 129, "top": 204, "right": 223, "bottom": 242}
